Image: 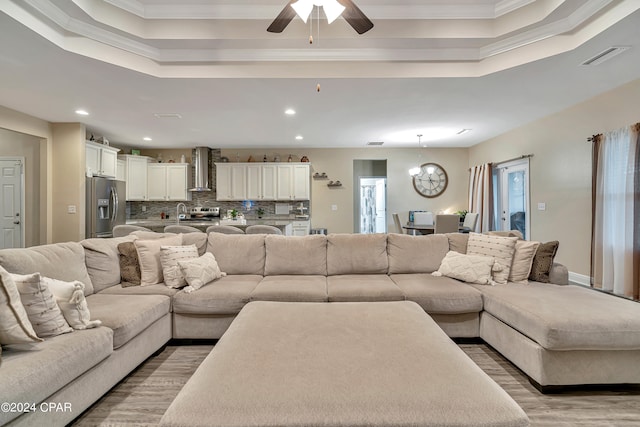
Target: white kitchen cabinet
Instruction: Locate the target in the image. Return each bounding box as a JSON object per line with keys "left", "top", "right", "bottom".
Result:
{"left": 147, "top": 163, "right": 192, "bottom": 201}
{"left": 292, "top": 220, "right": 311, "bottom": 236}
{"left": 118, "top": 155, "right": 151, "bottom": 201}
{"left": 277, "top": 164, "right": 310, "bottom": 200}
{"left": 116, "top": 159, "right": 126, "bottom": 181}
{"left": 216, "top": 164, "right": 246, "bottom": 201}
{"left": 216, "top": 163, "right": 309, "bottom": 201}
{"left": 86, "top": 141, "right": 119, "bottom": 178}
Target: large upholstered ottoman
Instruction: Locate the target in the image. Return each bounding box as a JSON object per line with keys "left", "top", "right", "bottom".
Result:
{"left": 160, "top": 301, "right": 528, "bottom": 427}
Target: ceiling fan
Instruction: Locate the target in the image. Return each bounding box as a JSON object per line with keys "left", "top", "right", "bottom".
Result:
{"left": 267, "top": 0, "right": 374, "bottom": 35}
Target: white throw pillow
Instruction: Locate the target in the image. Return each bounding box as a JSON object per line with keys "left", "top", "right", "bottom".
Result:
{"left": 178, "top": 252, "right": 226, "bottom": 293}
{"left": 0, "top": 266, "right": 42, "bottom": 345}
{"left": 466, "top": 233, "right": 518, "bottom": 285}
{"left": 160, "top": 244, "right": 199, "bottom": 288}
{"left": 509, "top": 240, "right": 540, "bottom": 284}
{"left": 42, "top": 277, "right": 102, "bottom": 330}
{"left": 432, "top": 251, "right": 500, "bottom": 285}
{"left": 134, "top": 235, "right": 183, "bottom": 286}
{"left": 11, "top": 273, "right": 73, "bottom": 337}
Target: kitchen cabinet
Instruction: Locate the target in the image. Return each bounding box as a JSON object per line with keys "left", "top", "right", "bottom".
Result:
{"left": 277, "top": 164, "right": 310, "bottom": 200}
{"left": 216, "top": 163, "right": 309, "bottom": 201}
{"left": 216, "top": 164, "right": 246, "bottom": 201}
{"left": 86, "top": 141, "right": 119, "bottom": 178}
{"left": 147, "top": 163, "right": 192, "bottom": 201}
{"left": 116, "top": 159, "right": 126, "bottom": 181}
{"left": 292, "top": 220, "right": 310, "bottom": 236}
{"left": 118, "top": 155, "right": 151, "bottom": 201}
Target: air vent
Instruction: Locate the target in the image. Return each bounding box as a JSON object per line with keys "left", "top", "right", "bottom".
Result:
{"left": 367, "top": 141, "right": 384, "bottom": 146}
{"left": 153, "top": 113, "right": 183, "bottom": 119}
{"left": 581, "top": 46, "right": 630, "bottom": 66}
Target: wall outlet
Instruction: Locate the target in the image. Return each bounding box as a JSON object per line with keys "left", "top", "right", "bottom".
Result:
{"left": 331, "top": 204, "right": 338, "bottom": 211}
{"left": 537, "top": 202, "right": 546, "bottom": 211}
{"left": 67, "top": 205, "right": 76, "bottom": 214}
{"left": 142, "top": 205, "right": 147, "bottom": 212}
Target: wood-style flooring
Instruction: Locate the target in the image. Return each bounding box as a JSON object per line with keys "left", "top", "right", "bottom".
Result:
{"left": 71, "top": 343, "right": 640, "bottom": 427}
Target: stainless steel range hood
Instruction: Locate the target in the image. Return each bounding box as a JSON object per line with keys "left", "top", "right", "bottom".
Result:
{"left": 188, "top": 147, "right": 212, "bottom": 192}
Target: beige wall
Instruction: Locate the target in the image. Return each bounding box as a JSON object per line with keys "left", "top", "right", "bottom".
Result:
{"left": 469, "top": 78, "right": 640, "bottom": 277}
{"left": 221, "top": 148, "right": 469, "bottom": 234}
{"left": 0, "top": 128, "right": 42, "bottom": 246}
{"left": 0, "top": 106, "right": 52, "bottom": 244}
{"left": 51, "top": 123, "right": 86, "bottom": 243}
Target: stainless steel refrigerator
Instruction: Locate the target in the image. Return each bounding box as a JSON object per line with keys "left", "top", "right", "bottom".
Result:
{"left": 86, "top": 177, "right": 126, "bottom": 238}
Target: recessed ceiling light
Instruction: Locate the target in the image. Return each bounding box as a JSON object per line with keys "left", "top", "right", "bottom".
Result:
{"left": 285, "top": 109, "right": 296, "bottom": 116}
{"left": 143, "top": 137, "right": 152, "bottom": 141}
{"left": 295, "top": 135, "right": 304, "bottom": 140}
{"left": 75, "top": 109, "right": 89, "bottom": 116}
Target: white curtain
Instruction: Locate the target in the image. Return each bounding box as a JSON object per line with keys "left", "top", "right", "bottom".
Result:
{"left": 592, "top": 125, "right": 639, "bottom": 298}
{"left": 468, "top": 163, "right": 492, "bottom": 233}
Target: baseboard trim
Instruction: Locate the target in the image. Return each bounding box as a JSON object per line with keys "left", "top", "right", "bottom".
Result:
{"left": 569, "top": 271, "right": 590, "bottom": 287}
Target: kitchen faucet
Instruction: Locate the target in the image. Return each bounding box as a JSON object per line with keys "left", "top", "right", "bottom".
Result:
{"left": 176, "top": 203, "right": 188, "bottom": 224}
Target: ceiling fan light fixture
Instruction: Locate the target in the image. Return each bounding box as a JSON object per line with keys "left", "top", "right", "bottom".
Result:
{"left": 291, "top": 0, "right": 345, "bottom": 25}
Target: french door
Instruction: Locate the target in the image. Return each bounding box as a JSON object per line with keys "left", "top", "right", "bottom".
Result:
{"left": 493, "top": 159, "right": 530, "bottom": 239}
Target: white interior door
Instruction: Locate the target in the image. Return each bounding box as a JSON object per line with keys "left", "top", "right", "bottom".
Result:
{"left": 359, "top": 177, "right": 387, "bottom": 234}
{"left": 0, "top": 158, "right": 24, "bottom": 249}
{"left": 375, "top": 179, "right": 387, "bottom": 233}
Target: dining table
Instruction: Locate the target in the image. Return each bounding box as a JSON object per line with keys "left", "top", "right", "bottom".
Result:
{"left": 402, "top": 222, "right": 466, "bottom": 235}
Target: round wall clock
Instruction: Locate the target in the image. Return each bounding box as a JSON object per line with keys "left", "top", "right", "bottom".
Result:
{"left": 412, "top": 163, "right": 448, "bottom": 198}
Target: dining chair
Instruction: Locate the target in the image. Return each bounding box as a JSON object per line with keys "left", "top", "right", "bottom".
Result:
{"left": 434, "top": 214, "right": 460, "bottom": 234}
{"left": 206, "top": 225, "right": 245, "bottom": 234}
{"left": 164, "top": 224, "right": 202, "bottom": 234}
{"left": 245, "top": 225, "right": 283, "bottom": 235}
{"left": 461, "top": 212, "right": 478, "bottom": 233}
{"left": 392, "top": 213, "right": 404, "bottom": 234}
{"left": 112, "top": 224, "right": 151, "bottom": 237}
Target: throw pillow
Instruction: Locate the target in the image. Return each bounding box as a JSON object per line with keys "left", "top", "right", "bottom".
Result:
{"left": 160, "top": 244, "right": 199, "bottom": 288}
{"left": 42, "top": 277, "right": 102, "bottom": 330}
{"left": 134, "top": 235, "right": 182, "bottom": 286}
{"left": 508, "top": 240, "right": 540, "bottom": 284}
{"left": 0, "top": 265, "right": 42, "bottom": 345}
{"left": 466, "top": 233, "right": 518, "bottom": 285}
{"left": 178, "top": 252, "right": 226, "bottom": 293}
{"left": 12, "top": 272, "right": 73, "bottom": 337}
{"left": 118, "top": 241, "right": 141, "bottom": 286}
{"left": 529, "top": 241, "right": 559, "bottom": 283}
{"left": 432, "top": 251, "right": 500, "bottom": 285}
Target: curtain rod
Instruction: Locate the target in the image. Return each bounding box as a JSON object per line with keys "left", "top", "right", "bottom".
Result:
{"left": 587, "top": 134, "right": 602, "bottom": 142}
{"left": 468, "top": 154, "right": 533, "bottom": 171}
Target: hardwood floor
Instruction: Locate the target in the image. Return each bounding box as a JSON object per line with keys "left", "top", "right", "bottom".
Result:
{"left": 72, "top": 343, "right": 640, "bottom": 427}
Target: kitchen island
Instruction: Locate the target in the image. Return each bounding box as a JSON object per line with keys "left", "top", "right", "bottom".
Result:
{"left": 126, "top": 218, "right": 309, "bottom": 235}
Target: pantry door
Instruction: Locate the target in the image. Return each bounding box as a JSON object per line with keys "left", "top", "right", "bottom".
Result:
{"left": 0, "top": 158, "right": 25, "bottom": 249}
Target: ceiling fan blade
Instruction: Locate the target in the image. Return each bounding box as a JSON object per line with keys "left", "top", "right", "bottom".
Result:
{"left": 267, "top": 0, "right": 298, "bottom": 33}
{"left": 337, "top": 0, "right": 374, "bottom": 34}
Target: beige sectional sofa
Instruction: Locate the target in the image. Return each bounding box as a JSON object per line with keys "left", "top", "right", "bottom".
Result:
{"left": 1, "top": 231, "right": 639, "bottom": 426}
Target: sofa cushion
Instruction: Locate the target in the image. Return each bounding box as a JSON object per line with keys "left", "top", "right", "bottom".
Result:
{"left": 0, "top": 242, "right": 94, "bottom": 295}
{"left": 264, "top": 235, "right": 327, "bottom": 276}
{"left": 173, "top": 275, "right": 262, "bottom": 315}
{"left": 118, "top": 241, "right": 141, "bottom": 286}
{"left": 180, "top": 252, "right": 226, "bottom": 293}
{"left": 432, "top": 251, "right": 497, "bottom": 286}
{"left": 207, "top": 233, "right": 266, "bottom": 275}
{"left": 0, "top": 327, "right": 113, "bottom": 426}
{"left": 528, "top": 241, "right": 559, "bottom": 283}
{"left": 466, "top": 233, "right": 518, "bottom": 285}
{"left": 509, "top": 240, "right": 540, "bottom": 284}
{"left": 98, "top": 283, "right": 180, "bottom": 298}
{"left": 251, "top": 276, "right": 328, "bottom": 302}
{"left": 327, "top": 275, "right": 404, "bottom": 302}
{"left": 135, "top": 235, "right": 183, "bottom": 286}
{"left": 160, "top": 244, "right": 199, "bottom": 289}
{"left": 181, "top": 232, "right": 209, "bottom": 256}
{"left": 475, "top": 283, "right": 640, "bottom": 350}
{"left": 43, "top": 277, "right": 102, "bottom": 330}
{"left": 390, "top": 273, "right": 483, "bottom": 314}
{"left": 81, "top": 236, "right": 136, "bottom": 293}
{"left": 0, "top": 266, "right": 42, "bottom": 345}
{"left": 12, "top": 272, "right": 72, "bottom": 338}
{"left": 86, "top": 293, "right": 171, "bottom": 349}
{"left": 446, "top": 232, "right": 469, "bottom": 254}
{"left": 327, "top": 234, "right": 388, "bottom": 275}
{"left": 387, "top": 233, "right": 449, "bottom": 274}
